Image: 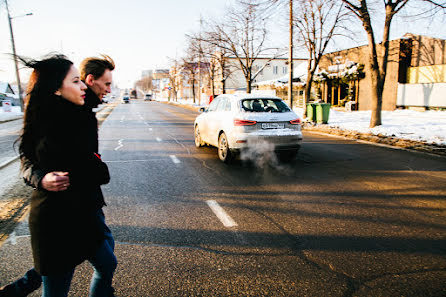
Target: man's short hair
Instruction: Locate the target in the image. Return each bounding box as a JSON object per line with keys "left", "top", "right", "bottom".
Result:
{"left": 80, "top": 55, "right": 115, "bottom": 81}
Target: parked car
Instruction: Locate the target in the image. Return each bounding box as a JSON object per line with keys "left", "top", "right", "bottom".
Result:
{"left": 122, "top": 95, "right": 130, "bottom": 103}
{"left": 194, "top": 93, "right": 303, "bottom": 163}
{"left": 144, "top": 94, "right": 152, "bottom": 101}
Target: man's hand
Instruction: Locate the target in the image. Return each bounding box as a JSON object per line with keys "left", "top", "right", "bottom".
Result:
{"left": 40, "top": 172, "right": 70, "bottom": 192}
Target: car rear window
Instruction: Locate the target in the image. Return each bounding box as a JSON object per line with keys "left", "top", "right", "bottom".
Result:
{"left": 241, "top": 99, "right": 291, "bottom": 113}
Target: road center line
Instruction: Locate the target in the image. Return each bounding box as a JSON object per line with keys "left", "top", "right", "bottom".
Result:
{"left": 206, "top": 200, "right": 238, "bottom": 228}
{"left": 114, "top": 139, "right": 124, "bottom": 151}
{"left": 169, "top": 155, "right": 181, "bottom": 164}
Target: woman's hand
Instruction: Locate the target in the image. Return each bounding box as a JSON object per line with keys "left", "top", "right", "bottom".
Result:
{"left": 41, "top": 172, "right": 70, "bottom": 192}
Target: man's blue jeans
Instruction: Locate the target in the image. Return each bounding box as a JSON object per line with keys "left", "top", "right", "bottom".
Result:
{"left": 42, "top": 210, "right": 117, "bottom": 297}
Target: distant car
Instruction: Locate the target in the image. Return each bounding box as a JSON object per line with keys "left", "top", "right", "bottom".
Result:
{"left": 144, "top": 94, "right": 152, "bottom": 101}
{"left": 122, "top": 95, "right": 130, "bottom": 103}
{"left": 194, "top": 94, "right": 303, "bottom": 163}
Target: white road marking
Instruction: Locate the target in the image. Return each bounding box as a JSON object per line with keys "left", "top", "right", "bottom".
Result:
{"left": 120, "top": 116, "right": 125, "bottom": 123}
{"left": 114, "top": 139, "right": 124, "bottom": 151}
{"left": 149, "top": 128, "right": 153, "bottom": 131}
{"left": 206, "top": 200, "right": 238, "bottom": 228}
{"left": 169, "top": 155, "right": 181, "bottom": 164}
{"left": 156, "top": 137, "right": 162, "bottom": 142}
{"left": 7, "top": 231, "right": 16, "bottom": 245}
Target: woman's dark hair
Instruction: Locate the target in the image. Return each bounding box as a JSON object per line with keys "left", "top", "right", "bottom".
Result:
{"left": 17, "top": 54, "right": 73, "bottom": 160}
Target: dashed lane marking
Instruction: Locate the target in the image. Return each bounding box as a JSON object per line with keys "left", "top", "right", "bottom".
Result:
{"left": 206, "top": 200, "right": 238, "bottom": 228}
{"left": 169, "top": 155, "right": 181, "bottom": 164}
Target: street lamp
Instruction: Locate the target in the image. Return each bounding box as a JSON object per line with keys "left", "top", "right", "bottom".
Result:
{"left": 4, "top": 0, "right": 32, "bottom": 111}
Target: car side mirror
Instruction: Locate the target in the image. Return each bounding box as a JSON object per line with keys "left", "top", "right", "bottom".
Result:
{"left": 199, "top": 107, "right": 207, "bottom": 113}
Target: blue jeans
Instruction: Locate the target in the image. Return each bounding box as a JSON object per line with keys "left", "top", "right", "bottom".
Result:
{"left": 42, "top": 210, "right": 117, "bottom": 297}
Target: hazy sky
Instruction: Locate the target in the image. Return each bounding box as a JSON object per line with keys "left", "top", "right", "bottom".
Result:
{"left": 0, "top": 0, "right": 230, "bottom": 89}
{"left": 0, "top": 0, "right": 445, "bottom": 89}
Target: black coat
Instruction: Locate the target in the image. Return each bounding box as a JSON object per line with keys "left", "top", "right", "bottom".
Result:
{"left": 27, "top": 96, "right": 110, "bottom": 275}
{"left": 22, "top": 87, "right": 106, "bottom": 209}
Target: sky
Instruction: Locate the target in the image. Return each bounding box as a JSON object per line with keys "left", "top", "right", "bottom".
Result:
{"left": 0, "top": 0, "right": 445, "bottom": 89}
{"left": 0, "top": 0, "right": 230, "bottom": 89}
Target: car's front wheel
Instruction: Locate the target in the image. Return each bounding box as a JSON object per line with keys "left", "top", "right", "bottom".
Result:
{"left": 194, "top": 125, "right": 205, "bottom": 148}
{"left": 218, "top": 132, "right": 232, "bottom": 163}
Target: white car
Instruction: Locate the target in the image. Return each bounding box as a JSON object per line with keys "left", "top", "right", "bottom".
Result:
{"left": 194, "top": 94, "right": 303, "bottom": 163}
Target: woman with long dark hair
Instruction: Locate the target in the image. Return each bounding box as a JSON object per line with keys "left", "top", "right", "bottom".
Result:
{"left": 18, "top": 54, "right": 115, "bottom": 296}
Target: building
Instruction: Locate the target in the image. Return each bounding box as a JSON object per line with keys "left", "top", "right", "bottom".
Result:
{"left": 141, "top": 70, "right": 153, "bottom": 79}
{"left": 152, "top": 69, "right": 170, "bottom": 98}
{"left": 173, "top": 62, "right": 211, "bottom": 104}
{"left": 316, "top": 33, "right": 446, "bottom": 110}
{"left": 213, "top": 57, "right": 307, "bottom": 94}
{"left": 0, "top": 81, "right": 19, "bottom": 106}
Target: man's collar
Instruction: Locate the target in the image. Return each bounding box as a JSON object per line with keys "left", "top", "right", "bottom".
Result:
{"left": 84, "top": 86, "right": 102, "bottom": 109}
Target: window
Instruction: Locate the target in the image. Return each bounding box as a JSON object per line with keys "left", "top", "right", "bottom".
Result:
{"left": 241, "top": 99, "right": 291, "bottom": 113}
{"left": 282, "top": 67, "right": 287, "bottom": 74}
{"left": 273, "top": 66, "right": 278, "bottom": 74}
{"left": 224, "top": 99, "right": 232, "bottom": 111}
{"left": 216, "top": 98, "right": 227, "bottom": 111}
{"left": 208, "top": 97, "right": 220, "bottom": 112}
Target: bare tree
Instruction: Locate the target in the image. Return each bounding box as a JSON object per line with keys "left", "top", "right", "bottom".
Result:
{"left": 186, "top": 33, "right": 216, "bottom": 99}
{"left": 186, "top": 30, "right": 235, "bottom": 96}
{"left": 168, "top": 58, "right": 181, "bottom": 101}
{"left": 342, "top": 0, "right": 446, "bottom": 127}
{"left": 294, "top": 0, "right": 350, "bottom": 116}
{"left": 181, "top": 61, "right": 198, "bottom": 103}
{"left": 183, "top": 37, "right": 209, "bottom": 104}
{"left": 202, "top": 0, "right": 282, "bottom": 93}
{"left": 134, "top": 76, "right": 153, "bottom": 94}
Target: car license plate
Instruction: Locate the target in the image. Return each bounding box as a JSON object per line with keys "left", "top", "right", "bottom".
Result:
{"left": 261, "top": 123, "right": 284, "bottom": 129}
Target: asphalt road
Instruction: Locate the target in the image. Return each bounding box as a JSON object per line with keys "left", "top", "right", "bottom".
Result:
{"left": 0, "top": 119, "right": 21, "bottom": 166}
{"left": 0, "top": 100, "right": 445, "bottom": 296}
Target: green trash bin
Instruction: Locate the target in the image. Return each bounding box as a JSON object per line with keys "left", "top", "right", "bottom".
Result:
{"left": 315, "top": 103, "right": 331, "bottom": 124}
{"left": 306, "top": 103, "right": 316, "bottom": 122}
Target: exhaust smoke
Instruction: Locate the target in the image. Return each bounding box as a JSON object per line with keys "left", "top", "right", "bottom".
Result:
{"left": 240, "top": 139, "right": 292, "bottom": 174}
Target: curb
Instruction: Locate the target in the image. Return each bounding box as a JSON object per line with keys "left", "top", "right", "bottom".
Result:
{"left": 96, "top": 102, "right": 119, "bottom": 126}
{"left": 0, "top": 156, "right": 19, "bottom": 170}
{"left": 160, "top": 100, "right": 201, "bottom": 112}
{"left": 302, "top": 123, "right": 446, "bottom": 158}
{"left": 0, "top": 116, "right": 22, "bottom": 124}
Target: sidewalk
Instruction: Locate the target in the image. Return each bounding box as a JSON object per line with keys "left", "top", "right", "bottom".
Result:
{"left": 0, "top": 106, "right": 22, "bottom": 123}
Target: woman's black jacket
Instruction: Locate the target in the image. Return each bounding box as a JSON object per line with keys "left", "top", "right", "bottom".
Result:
{"left": 25, "top": 96, "right": 109, "bottom": 275}
{"left": 21, "top": 87, "right": 106, "bottom": 209}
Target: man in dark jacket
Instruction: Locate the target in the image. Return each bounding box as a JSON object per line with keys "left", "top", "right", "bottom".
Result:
{"left": 0, "top": 55, "right": 116, "bottom": 297}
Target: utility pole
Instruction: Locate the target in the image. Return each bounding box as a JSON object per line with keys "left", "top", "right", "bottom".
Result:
{"left": 198, "top": 15, "right": 203, "bottom": 106}
{"left": 288, "top": 0, "right": 293, "bottom": 109}
{"left": 5, "top": 0, "right": 24, "bottom": 111}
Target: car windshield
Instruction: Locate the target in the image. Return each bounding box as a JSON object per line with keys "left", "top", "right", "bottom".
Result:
{"left": 240, "top": 99, "right": 291, "bottom": 113}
